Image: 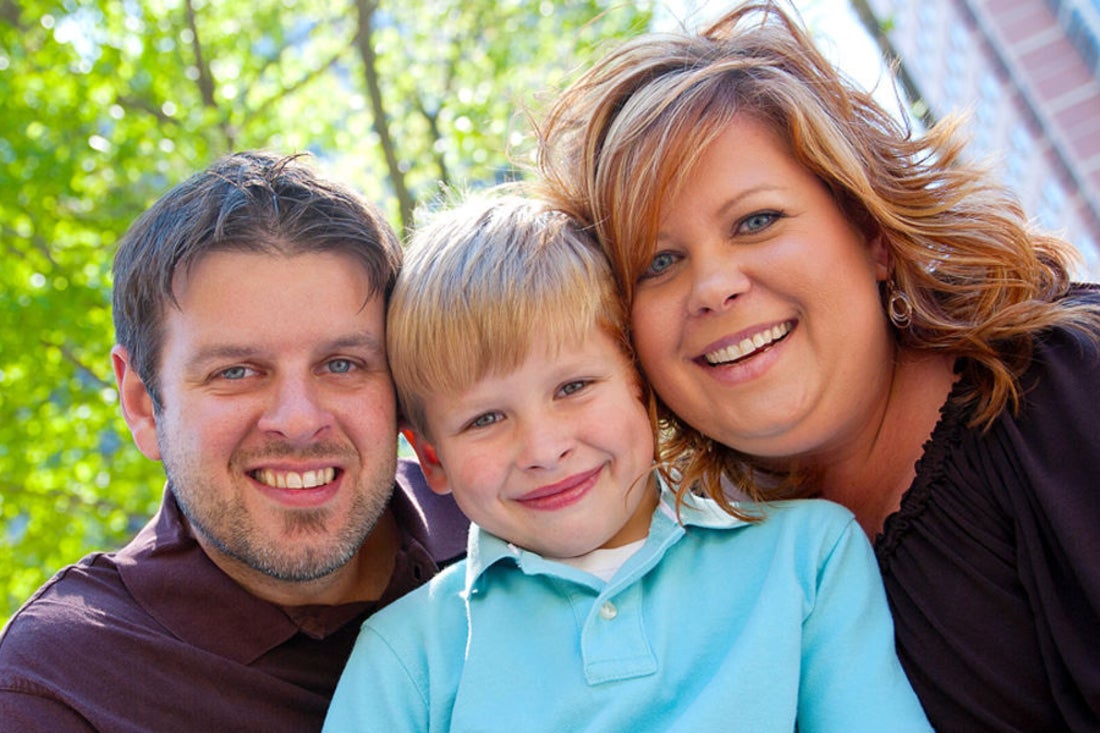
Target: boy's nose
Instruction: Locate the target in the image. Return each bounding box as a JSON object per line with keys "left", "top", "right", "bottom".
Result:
{"left": 516, "top": 416, "right": 574, "bottom": 470}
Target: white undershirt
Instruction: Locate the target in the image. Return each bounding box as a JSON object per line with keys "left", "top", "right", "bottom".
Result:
{"left": 553, "top": 538, "right": 648, "bottom": 582}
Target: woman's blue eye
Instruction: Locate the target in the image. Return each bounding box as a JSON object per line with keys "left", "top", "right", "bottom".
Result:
{"left": 740, "top": 211, "right": 779, "bottom": 234}
{"left": 643, "top": 251, "right": 677, "bottom": 278}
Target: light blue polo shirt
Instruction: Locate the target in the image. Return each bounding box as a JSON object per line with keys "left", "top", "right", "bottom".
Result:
{"left": 324, "top": 491, "right": 931, "bottom": 732}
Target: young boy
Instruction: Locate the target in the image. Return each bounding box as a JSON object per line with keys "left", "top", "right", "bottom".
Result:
{"left": 323, "top": 194, "right": 931, "bottom": 732}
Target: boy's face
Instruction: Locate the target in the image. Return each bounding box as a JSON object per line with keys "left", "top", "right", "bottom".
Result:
{"left": 411, "top": 326, "right": 658, "bottom": 559}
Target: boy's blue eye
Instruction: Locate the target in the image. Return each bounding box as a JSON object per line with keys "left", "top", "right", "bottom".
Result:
{"left": 468, "top": 412, "right": 502, "bottom": 429}
{"left": 558, "top": 380, "right": 588, "bottom": 397}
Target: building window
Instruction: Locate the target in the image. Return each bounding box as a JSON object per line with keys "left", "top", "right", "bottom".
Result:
{"left": 1037, "top": 179, "right": 1067, "bottom": 233}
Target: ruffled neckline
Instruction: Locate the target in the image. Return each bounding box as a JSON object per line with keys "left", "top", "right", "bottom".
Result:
{"left": 874, "top": 365, "right": 973, "bottom": 567}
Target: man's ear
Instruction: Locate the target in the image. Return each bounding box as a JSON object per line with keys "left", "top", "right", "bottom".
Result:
{"left": 401, "top": 428, "right": 451, "bottom": 496}
{"left": 111, "top": 345, "right": 162, "bottom": 461}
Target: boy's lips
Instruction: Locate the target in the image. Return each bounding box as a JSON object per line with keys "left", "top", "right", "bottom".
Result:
{"left": 517, "top": 466, "right": 603, "bottom": 510}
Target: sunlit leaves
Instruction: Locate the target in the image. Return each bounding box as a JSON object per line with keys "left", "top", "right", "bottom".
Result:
{"left": 0, "top": 0, "right": 650, "bottom": 624}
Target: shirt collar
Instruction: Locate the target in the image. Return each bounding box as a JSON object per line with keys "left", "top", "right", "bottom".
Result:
{"left": 463, "top": 481, "right": 750, "bottom": 591}
{"left": 116, "top": 458, "right": 464, "bottom": 665}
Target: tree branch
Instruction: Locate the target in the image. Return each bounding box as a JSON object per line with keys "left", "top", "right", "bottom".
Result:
{"left": 184, "top": 0, "right": 217, "bottom": 109}
{"left": 246, "top": 47, "right": 347, "bottom": 127}
{"left": 353, "top": 0, "right": 414, "bottom": 237}
{"left": 43, "top": 339, "right": 115, "bottom": 390}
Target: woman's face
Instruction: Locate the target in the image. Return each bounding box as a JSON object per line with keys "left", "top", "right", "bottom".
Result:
{"left": 631, "top": 115, "right": 894, "bottom": 463}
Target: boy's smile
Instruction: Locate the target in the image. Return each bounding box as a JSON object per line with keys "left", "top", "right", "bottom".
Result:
{"left": 411, "top": 327, "right": 658, "bottom": 560}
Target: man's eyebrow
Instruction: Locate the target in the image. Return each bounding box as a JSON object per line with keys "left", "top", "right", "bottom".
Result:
{"left": 326, "top": 333, "right": 385, "bottom": 355}
{"left": 183, "top": 333, "right": 385, "bottom": 373}
{"left": 185, "top": 345, "right": 260, "bottom": 374}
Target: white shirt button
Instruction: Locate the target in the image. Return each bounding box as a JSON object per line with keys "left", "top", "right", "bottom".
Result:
{"left": 599, "top": 601, "right": 618, "bottom": 620}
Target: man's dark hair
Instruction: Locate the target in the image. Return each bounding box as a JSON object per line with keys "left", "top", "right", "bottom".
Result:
{"left": 112, "top": 151, "right": 402, "bottom": 410}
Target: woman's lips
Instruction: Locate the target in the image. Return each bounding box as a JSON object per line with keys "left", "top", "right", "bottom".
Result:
{"left": 699, "top": 320, "right": 793, "bottom": 366}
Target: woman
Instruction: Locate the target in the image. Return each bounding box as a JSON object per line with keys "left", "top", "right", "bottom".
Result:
{"left": 536, "top": 2, "right": 1100, "bottom": 731}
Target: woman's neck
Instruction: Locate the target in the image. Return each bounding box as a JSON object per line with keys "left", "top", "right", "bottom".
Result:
{"left": 816, "top": 350, "right": 958, "bottom": 538}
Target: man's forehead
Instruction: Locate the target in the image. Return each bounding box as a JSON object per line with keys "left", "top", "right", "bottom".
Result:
{"left": 169, "top": 248, "right": 376, "bottom": 299}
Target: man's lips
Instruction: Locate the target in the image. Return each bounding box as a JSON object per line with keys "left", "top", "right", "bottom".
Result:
{"left": 700, "top": 321, "right": 793, "bottom": 366}
{"left": 249, "top": 466, "right": 339, "bottom": 489}
{"left": 517, "top": 466, "right": 603, "bottom": 510}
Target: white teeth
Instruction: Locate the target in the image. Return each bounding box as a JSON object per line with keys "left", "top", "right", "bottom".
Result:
{"left": 704, "top": 322, "right": 791, "bottom": 365}
{"left": 253, "top": 467, "right": 336, "bottom": 489}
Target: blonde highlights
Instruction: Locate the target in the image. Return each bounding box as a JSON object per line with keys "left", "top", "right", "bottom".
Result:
{"left": 537, "top": 0, "right": 1098, "bottom": 507}
{"left": 387, "top": 191, "right": 632, "bottom": 438}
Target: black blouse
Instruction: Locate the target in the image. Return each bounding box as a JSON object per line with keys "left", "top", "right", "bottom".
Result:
{"left": 876, "top": 287, "right": 1100, "bottom": 732}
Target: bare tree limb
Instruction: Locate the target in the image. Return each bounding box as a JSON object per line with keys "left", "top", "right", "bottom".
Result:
{"left": 4, "top": 226, "right": 60, "bottom": 269}
{"left": 184, "top": 0, "right": 217, "bottom": 109}
{"left": 847, "top": 0, "right": 935, "bottom": 129}
{"left": 183, "top": 0, "right": 236, "bottom": 149}
{"left": 246, "top": 47, "right": 347, "bottom": 127}
{"left": 353, "top": 0, "right": 414, "bottom": 236}
{"left": 0, "top": 481, "right": 139, "bottom": 518}
{"left": 115, "top": 94, "right": 179, "bottom": 126}
{"left": 43, "top": 339, "right": 115, "bottom": 390}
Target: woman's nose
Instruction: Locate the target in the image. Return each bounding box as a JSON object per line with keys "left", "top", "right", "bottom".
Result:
{"left": 686, "top": 248, "right": 751, "bottom": 316}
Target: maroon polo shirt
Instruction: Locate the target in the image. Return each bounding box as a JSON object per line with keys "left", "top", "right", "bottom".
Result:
{"left": 0, "top": 458, "right": 468, "bottom": 732}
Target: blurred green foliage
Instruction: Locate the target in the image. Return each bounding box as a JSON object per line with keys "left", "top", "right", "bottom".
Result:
{"left": 0, "top": 0, "right": 651, "bottom": 625}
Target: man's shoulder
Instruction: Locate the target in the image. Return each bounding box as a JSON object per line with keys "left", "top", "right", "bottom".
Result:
{"left": 364, "top": 559, "right": 469, "bottom": 642}
{"left": 393, "top": 458, "right": 468, "bottom": 564}
{"left": 0, "top": 552, "right": 146, "bottom": 676}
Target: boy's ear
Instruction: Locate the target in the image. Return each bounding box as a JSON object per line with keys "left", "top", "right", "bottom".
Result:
{"left": 112, "top": 345, "right": 162, "bottom": 461}
{"left": 402, "top": 428, "right": 452, "bottom": 496}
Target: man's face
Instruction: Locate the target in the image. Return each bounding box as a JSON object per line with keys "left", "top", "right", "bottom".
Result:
{"left": 123, "top": 250, "right": 398, "bottom": 587}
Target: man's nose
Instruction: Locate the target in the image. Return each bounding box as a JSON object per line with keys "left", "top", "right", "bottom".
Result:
{"left": 257, "top": 376, "right": 333, "bottom": 443}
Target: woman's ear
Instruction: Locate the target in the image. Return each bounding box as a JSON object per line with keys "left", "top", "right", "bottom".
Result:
{"left": 111, "top": 345, "right": 162, "bottom": 461}
{"left": 867, "top": 227, "right": 891, "bottom": 281}
{"left": 402, "top": 428, "right": 452, "bottom": 496}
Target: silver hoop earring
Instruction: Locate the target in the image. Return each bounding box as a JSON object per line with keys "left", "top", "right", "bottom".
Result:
{"left": 886, "top": 282, "right": 913, "bottom": 329}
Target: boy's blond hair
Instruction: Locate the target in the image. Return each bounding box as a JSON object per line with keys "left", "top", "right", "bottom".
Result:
{"left": 388, "top": 191, "right": 631, "bottom": 438}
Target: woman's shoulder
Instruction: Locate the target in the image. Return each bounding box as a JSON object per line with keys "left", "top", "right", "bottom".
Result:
{"left": 1024, "top": 283, "right": 1100, "bottom": 407}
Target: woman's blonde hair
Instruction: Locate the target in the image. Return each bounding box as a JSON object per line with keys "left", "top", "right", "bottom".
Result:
{"left": 536, "top": 0, "right": 1098, "bottom": 506}
{"left": 388, "top": 190, "right": 638, "bottom": 439}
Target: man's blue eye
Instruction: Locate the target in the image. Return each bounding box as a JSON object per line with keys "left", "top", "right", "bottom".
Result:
{"left": 221, "top": 366, "right": 248, "bottom": 380}
{"left": 328, "top": 359, "right": 353, "bottom": 374}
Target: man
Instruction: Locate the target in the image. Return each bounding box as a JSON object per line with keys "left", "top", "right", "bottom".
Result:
{"left": 0, "top": 152, "right": 468, "bottom": 731}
